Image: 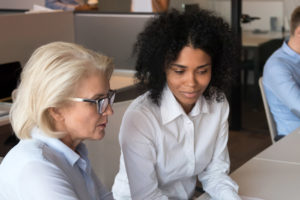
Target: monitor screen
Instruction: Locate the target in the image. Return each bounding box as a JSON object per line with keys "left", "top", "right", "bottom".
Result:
{"left": 0, "top": 62, "right": 21, "bottom": 102}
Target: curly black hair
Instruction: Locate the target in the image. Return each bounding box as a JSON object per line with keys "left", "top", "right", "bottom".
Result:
{"left": 134, "top": 9, "right": 238, "bottom": 105}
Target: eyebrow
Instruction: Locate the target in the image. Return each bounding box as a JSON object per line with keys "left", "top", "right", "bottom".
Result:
{"left": 90, "top": 92, "right": 108, "bottom": 100}
{"left": 170, "top": 63, "right": 211, "bottom": 69}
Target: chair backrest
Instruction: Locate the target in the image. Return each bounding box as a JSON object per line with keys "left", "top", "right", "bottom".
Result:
{"left": 84, "top": 99, "right": 132, "bottom": 190}
{"left": 258, "top": 77, "right": 277, "bottom": 144}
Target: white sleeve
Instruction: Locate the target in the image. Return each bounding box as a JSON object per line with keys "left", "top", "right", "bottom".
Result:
{"left": 198, "top": 100, "right": 241, "bottom": 200}
{"left": 119, "top": 109, "right": 168, "bottom": 200}
{"left": 19, "top": 161, "right": 80, "bottom": 200}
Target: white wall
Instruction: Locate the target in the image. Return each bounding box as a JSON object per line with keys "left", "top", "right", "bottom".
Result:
{"left": 0, "top": 0, "right": 44, "bottom": 9}
{"left": 170, "top": 0, "right": 285, "bottom": 32}
{"left": 214, "top": 0, "right": 284, "bottom": 31}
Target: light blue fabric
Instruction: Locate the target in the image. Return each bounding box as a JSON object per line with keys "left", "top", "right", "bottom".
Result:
{"left": 45, "top": 0, "right": 81, "bottom": 11}
{"left": 0, "top": 127, "right": 113, "bottom": 200}
{"left": 263, "top": 40, "right": 300, "bottom": 136}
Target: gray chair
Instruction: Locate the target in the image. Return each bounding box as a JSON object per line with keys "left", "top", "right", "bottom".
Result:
{"left": 258, "top": 77, "right": 277, "bottom": 144}
{"left": 84, "top": 99, "right": 132, "bottom": 190}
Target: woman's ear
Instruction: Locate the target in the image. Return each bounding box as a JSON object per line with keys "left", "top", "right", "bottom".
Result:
{"left": 48, "top": 107, "right": 64, "bottom": 122}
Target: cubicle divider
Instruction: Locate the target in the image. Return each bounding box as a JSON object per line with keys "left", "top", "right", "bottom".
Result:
{"left": 0, "top": 11, "right": 155, "bottom": 72}
{"left": 0, "top": 11, "right": 74, "bottom": 67}
{"left": 0, "top": 11, "right": 150, "bottom": 102}
{"left": 74, "top": 12, "right": 155, "bottom": 70}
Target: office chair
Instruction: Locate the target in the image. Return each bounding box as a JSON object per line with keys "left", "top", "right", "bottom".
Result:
{"left": 84, "top": 99, "right": 132, "bottom": 190}
{"left": 258, "top": 77, "right": 277, "bottom": 144}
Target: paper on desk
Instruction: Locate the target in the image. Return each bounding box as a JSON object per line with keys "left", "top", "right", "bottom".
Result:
{"left": 26, "top": 4, "right": 62, "bottom": 13}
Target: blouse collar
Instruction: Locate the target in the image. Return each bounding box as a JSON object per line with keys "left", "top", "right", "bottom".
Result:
{"left": 160, "top": 85, "right": 209, "bottom": 125}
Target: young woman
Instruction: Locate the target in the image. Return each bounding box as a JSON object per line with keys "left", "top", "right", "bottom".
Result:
{"left": 112, "top": 9, "right": 241, "bottom": 200}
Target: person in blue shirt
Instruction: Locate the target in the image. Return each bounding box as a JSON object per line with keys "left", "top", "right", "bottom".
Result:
{"left": 45, "top": 0, "right": 97, "bottom": 11}
{"left": 0, "top": 42, "right": 115, "bottom": 200}
{"left": 263, "top": 6, "right": 300, "bottom": 140}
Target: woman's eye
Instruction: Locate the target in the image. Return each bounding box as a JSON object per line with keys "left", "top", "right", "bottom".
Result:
{"left": 174, "top": 70, "right": 184, "bottom": 74}
{"left": 197, "top": 70, "right": 207, "bottom": 74}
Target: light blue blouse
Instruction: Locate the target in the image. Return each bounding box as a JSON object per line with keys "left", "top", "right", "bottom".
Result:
{"left": 0, "top": 127, "right": 113, "bottom": 200}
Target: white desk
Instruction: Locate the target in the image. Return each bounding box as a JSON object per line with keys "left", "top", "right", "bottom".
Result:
{"left": 197, "top": 128, "right": 300, "bottom": 200}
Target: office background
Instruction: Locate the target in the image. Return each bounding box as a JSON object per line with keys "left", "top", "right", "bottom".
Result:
{"left": 0, "top": 1, "right": 299, "bottom": 199}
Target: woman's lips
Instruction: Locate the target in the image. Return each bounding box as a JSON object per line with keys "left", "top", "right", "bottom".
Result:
{"left": 97, "top": 122, "right": 107, "bottom": 128}
{"left": 182, "top": 91, "right": 198, "bottom": 98}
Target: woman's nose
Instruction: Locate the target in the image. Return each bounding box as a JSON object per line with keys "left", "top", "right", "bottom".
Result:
{"left": 102, "top": 104, "right": 113, "bottom": 116}
{"left": 185, "top": 72, "right": 197, "bottom": 86}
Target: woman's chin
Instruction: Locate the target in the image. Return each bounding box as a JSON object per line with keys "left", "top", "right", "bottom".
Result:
{"left": 90, "top": 130, "right": 105, "bottom": 141}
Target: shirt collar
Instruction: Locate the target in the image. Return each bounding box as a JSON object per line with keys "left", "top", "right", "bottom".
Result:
{"left": 160, "top": 85, "right": 210, "bottom": 125}
{"left": 31, "top": 127, "right": 87, "bottom": 167}
{"left": 282, "top": 39, "right": 300, "bottom": 62}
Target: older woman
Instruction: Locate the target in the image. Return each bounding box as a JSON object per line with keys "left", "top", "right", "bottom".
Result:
{"left": 112, "top": 9, "right": 241, "bottom": 200}
{"left": 0, "top": 42, "right": 115, "bottom": 200}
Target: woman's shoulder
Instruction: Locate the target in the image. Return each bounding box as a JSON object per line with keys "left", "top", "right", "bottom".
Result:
{"left": 127, "top": 91, "right": 159, "bottom": 116}
{"left": 0, "top": 139, "right": 50, "bottom": 171}
{"left": 0, "top": 139, "right": 55, "bottom": 190}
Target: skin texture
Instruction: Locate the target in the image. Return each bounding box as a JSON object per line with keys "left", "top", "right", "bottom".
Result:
{"left": 166, "top": 46, "right": 212, "bottom": 113}
{"left": 288, "top": 26, "right": 300, "bottom": 54}
{"left": 152, "top": 0, "right": 169, "bottom": 12}
{"left": 51, "top": 71, "right": 113, "bottom": 150}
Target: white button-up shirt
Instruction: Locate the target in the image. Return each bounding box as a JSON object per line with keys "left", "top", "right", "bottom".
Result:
{"left": 112, "top": 86, "right": 240, "bottom": 200}
{"left": 0, "top": 127, "right": 113, "bottom": 200}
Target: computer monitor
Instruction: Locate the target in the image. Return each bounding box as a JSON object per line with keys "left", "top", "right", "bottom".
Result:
{"left": 0, "top": 62, "right": 21, "bottom": 102}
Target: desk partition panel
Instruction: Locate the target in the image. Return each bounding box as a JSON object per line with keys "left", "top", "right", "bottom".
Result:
{"left": 74, "top": 13, "right": 155, "bottom": 70}
{"left": 0, "top": 11, "right": 74, "bottom": 67}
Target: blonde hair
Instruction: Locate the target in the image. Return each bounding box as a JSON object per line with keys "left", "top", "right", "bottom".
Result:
{"left": 10, "top": 41, "right": 114, "bottom": 139}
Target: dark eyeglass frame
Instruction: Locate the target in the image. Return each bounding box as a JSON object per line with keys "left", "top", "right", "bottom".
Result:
{"left": 69, "top": 90, "right": 116, "bottom": 114}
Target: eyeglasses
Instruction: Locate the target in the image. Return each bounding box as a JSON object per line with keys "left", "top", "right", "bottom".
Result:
{"left": 69, "top": 90, "right": 116, "bottom": 114}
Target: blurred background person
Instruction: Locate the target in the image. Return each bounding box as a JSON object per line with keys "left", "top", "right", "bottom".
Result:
{"left": 131, "top": 0, "right": 169, "bottom": 12}
{"left": 0, "top": 42, "right": 115, "bottom": 200}
{"left": 263, "top": 6, "right": 300, "bottom": 141}
{"left": 45, "top": 0, "right": 98, "bottom": 11}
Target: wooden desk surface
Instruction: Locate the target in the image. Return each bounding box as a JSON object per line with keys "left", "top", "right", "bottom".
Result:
{"left": 242, "top": 31, "right": 286, "bottom": 47}
{"left": 110, "top": 69, "right": 136, "bottom": 90}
